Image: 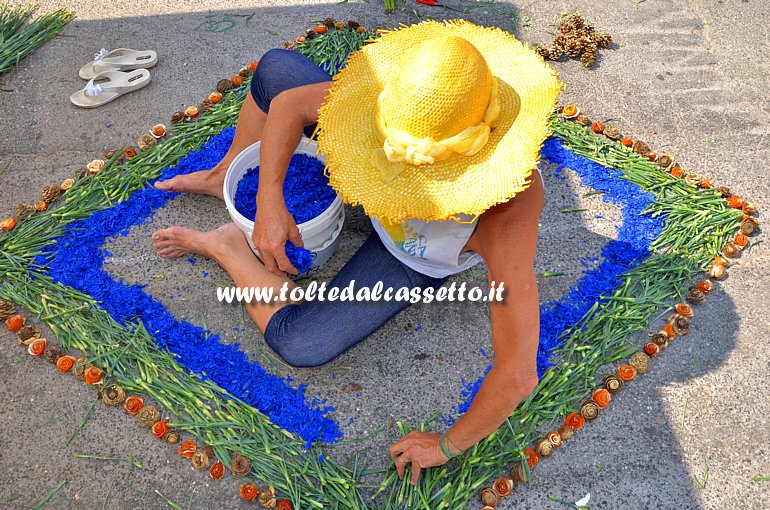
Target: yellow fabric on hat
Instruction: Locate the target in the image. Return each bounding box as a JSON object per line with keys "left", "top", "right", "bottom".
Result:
{"left": 316, "top": 20, "right": 561, "bottom": 224}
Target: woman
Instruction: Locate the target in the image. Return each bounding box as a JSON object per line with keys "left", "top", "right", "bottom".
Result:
{"left": 152, "top": 21, "right": 559, "bottom": 484}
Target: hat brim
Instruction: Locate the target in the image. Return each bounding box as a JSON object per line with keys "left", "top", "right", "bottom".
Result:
{"left": 317, "top": 20, "right": 560, "bottom": 223}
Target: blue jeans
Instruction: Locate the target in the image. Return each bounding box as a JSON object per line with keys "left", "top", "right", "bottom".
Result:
{"left": 253, "top": 49, "right": 448, "bottom": 367}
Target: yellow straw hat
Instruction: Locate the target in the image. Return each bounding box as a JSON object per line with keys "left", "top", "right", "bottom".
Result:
{"left": 316, "top": 19, "right": 560, "bottom": 224}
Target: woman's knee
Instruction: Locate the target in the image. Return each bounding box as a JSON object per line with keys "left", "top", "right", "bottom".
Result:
{"left": 267, "top": 330, "right": 329, "bottom": 368}
{"left": 264, "top": 307, "right": 332, "bottom": 368}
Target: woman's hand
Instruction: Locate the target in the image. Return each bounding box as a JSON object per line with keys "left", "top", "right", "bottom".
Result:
{"left": 254, "top": 192, "right": 303, "bottom": 276}
{"left": 389, "top": 431, "right": 449, "bottom": 485}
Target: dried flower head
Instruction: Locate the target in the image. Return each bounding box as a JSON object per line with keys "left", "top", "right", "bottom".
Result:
{"left": 580, "top": 400, "right": 599, "bottom": 420}
{"left": 27, "top": 337, "right": 46, "bottom": 356}
{"left": 632, "top": 140, "right": 650, "bottom": 155}
{"left": 510, "top": 461, "right": 530, "bottom": 484}
{"left": 740, "top": 216, "right": 758, "bottom": 236}
{"left": 230, "top": 453, "right": 252, "bottom": 477}
{"left": 191, "top": 450, "right": 210, "bottom": 470}
{"left": 603, "top": 374, "right": 624, "bottom": 393}
{"left": 558, "top": 424, "right": 574, "bottom": 440}
{"left": 137, "top": 134, "right": 157, "bottom": 151}
{"left": 216, "top": 79, "right": 233, "bottom": 94}
{"left": 742, "top": 200, "right": 757, "bottom": 215}
{"left": 16, "top": 324, "right": 40, "bottom": 345}
{"left": 628, "top": 351, "right": 652, "bottom": 374}
{"left": 101, "top": 385, "right": 126, "bottom": 406}
{"left": 42, "top": 344, "right": 62, "bottom": 364}
{"left": 479, "top": 487, "right": 500, "bottom": 507}
{"left": 13, "top": 203, "right": 36, "bottom": 222}
{"left": 546, "top": 430, "right": 563, "bottom": 447}
{"left": 686, "top": 286, "right": 706, "bottom": 304}
{"left": 709, "top": 264, "right": 726, "bottom": 280}
{"left": 164, "top": 430, "right": 180, "bottom": 445}
{"left": 669, "top": 313, "right": 691, "bottom": 336}
{"left": 258, "top": 486, "right": 277, "bottom": 508}
{"left": 722, "top": 241, "right": 740, "bottom": 259}
{"left": 136, "top": 404, "right": 161, "bottom": 428}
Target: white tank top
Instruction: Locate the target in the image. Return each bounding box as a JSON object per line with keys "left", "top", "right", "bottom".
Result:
{"left": 370, "top": 170, "right": 543, "bottom": 278}
{"left": 371, "top": 214, "right": 483, "bottom": 278}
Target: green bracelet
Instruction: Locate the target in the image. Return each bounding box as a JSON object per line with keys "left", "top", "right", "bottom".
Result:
{"left": 439, "top": 434, "right": 455, "bottom": 459}
{"left": 439, "top": 433, "right": 463, "bottom": 459}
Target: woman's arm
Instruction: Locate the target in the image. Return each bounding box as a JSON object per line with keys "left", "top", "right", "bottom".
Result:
{"left": 447, "top": 173, "right": 543, "bottom": 449}
{"left": 389, "top": 173, "right": 543, "bottom": 483}
{"left": 254, "top": 81, "right": 331, "bottom": 275}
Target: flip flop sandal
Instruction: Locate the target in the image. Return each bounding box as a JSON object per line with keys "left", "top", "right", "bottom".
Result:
{"left": 79, "top": 48, "right": 158, "bottom": 80}
{"left": 70, "top": 69, "right": 152, "bottom": 108}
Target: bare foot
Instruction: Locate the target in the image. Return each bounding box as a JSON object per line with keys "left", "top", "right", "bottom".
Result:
{"left": 154, "top": 158, "right": 230, "bottom": 199}
{"left": 152, "top": 223, "right": 249, "bottom": 260}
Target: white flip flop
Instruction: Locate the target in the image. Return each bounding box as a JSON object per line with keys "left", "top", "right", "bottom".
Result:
{"left": 70, "top": 69, "right": 152, "bottom": 108}
{"left": 79, "top": 48, "right": 158, "bottom": 80}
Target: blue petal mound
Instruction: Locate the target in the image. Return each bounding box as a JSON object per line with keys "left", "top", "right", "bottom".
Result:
{"left": 234, "top": 154, "right": 336, "bottom": 225}
{"left": 35, "top": 128, "right": 341, "bottom": 445}
{"left": 234, "top": 153, "right": 335, "bottom": 274}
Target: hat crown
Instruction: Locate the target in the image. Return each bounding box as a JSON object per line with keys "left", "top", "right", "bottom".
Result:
{"left": 378, "top": 36, "right": 493, "bottom": 140}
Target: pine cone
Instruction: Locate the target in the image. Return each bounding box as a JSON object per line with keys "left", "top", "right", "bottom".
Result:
{"left": 44, "top": 344, "right": 64, "bottom": 364}
{"left": 656, "top": 153, "right": 675, "bottom": 170}
{"left": 686, "top": 286, "right": 706, "bottom": 304}
{"left": 548, "top": 45, "right": 564, "bottom": 61}
{"left": 575, "top": 114, "right": 591, "bottom": 126}
{"left": 684, "top": 172, "right": 702, "bottom": 187}
{"left": 101, "top": 385, "right": 126, "bottom": 406}
{"left": 577, "top": 25, "right": 595, "bottom": 39}
{"left": 603, "top": 125, "right": 621, "bottom": 140}
{"left": 137, "top": 134, "right": 157, "bottom": 151}
{"left": 216, "top": 79, "right": 233, "bottom": 94}
{"left": 564, "top": 39, "right": 582, "bottom": 58}
{"left": 534, "top": 44, "right": 549, "bottom": 59}
{"left": 632, "top": 140, "right": 650, "bottom": 155}
{"left": 42, "top": 184, "right": 63, "bottom": 202}
{"left": 191, "top": 450, "right": 210, "bottom": 470}
{"left": 575, "top": 35, "right": 594, "bottom": 53}
{"left": 136, "top": 405, "right": 161, "bottom": 428}
{"left": 596, "top": 32, "right": 613, "bottom": 49}
{"left": 0, "top": 300, "right": 16, "bottom": 320}
{"left": 553, "top": 34, "right": 569, "bottom": 51}
{"left": 230, "top": 453, "right": 252, "bottom": 477}
{"left": 568, "top": 12, "right": 585, "bottom": 31}
{"left": 171, "top": 111, "right": 186, "bottom": 125}
{"left": 556, "top": 19, "right": 570, "bottom": 34}
{"left": 13, "top": 203, "right": 35, "bottom": 222}
{"left": 199, "top": 98, "right": 213, "bottom": 112}
{"left": 282, "top": 40, "right": 297, "bottom": 50}
{"left": 581, "top": 51, "right": 597, "bottom": 68}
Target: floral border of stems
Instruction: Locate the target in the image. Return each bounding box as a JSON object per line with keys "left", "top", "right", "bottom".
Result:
{"left": 0, "top": 27, "right": 760, "bottom": 510}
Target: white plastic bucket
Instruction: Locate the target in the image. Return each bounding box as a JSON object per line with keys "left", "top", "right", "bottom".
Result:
{"left": 223, "top": 138, "right": 344, "bottom": 274}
